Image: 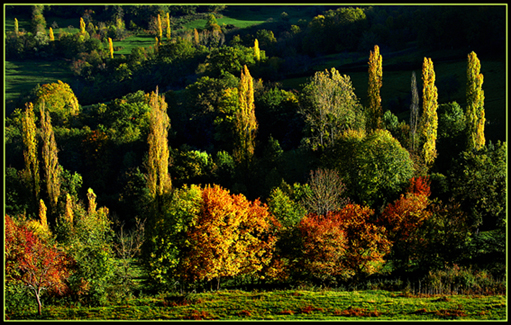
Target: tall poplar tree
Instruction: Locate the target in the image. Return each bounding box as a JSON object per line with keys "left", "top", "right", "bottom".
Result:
{"left": 108, "top": 37, "right": 114, "bottom": 59}
{"left": 157, "top": 14, "right": 162, "bottom": 42}
{"left": 40, "top": 104, "right": 61, "bottom": 213}
{"left": 233, "top": 65, "right": 258, "bottom": 166}
{"left": 418, "top": 57, "right": 438, "bottom": 167}
{"left": 166, "top": 12, "right": 171, "bottom": 41}
{"left": 22, "top": 102, "right": 40, "bottom": 202}
{"left": 146, "top": 87, "right": 172, "bottom": 199}
{"left": 409, "top": 71, "right": 420, "bottom": 152}
{"left": 466, "top": 51, "right": 485, "bottom": 151}
{"left": 14, "top": 18, "right": 19, "bottom": 37}
{"left": 49, "top": 27, "right": 54, "bottom": 41}
{"left": 79, "top": 17, "right": 86, "bottom": 34}
{"left": 254, "top": 39, "right": 261, "bottom": 62}
{"left": 367, "top": 45, "right": 383, "bottom": 132}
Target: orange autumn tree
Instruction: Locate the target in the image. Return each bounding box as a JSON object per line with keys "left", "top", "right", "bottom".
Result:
{"left": 335, "top": 204, "right": 391, "bottom": 281}
{"left": 5, "top": 215, "right": 73, "bottom": 316}
{"left": 297, "top": 203, "right": 390, "bottom": 284}
{"left": 377, "top": 176, "right": 432, "bottom": 270}
{"left": 297, "top": 213, "right": 349, "bottom": 283}
{"left": 180, "top": 185, "right": 279, "bottom": 289}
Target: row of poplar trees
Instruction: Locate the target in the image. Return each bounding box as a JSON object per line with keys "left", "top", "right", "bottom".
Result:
{"left": 367, "top": 45, "right": 486, "bottom": 170}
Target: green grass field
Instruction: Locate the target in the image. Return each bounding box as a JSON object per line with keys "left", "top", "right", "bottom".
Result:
{"left": 8, "top": 289, "right": 507, "bottom": 321}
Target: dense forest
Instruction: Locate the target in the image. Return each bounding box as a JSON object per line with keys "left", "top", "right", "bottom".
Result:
{"left": 4, "top": 4, "right": 507, "bottom": 319}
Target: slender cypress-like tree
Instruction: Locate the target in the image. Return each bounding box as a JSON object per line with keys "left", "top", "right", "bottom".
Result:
{"left": 40, "top": 104, "right": 61, "bottom": 213}
{"left": 367, "top": 45, "right": 383, "bottom": 131}
{"left": 14, "top": 18, "right": 19, "bottom": 37}
{"left": 466, "top": 51, "right": 485, "bottom": 151}
{"left": 409, "top": 71, "right": 420, "bottom": 152}
{"left": 418, "top": 57, "right": 438, "bottom": 167}
{"left": 146, "top": 87, "right": 172, "bottom": 199}
{"left": 79, "top": 17, "right": 86, "bottom": 34}
{"left": 22, "top": 102, "right": 40, "bottom": 202}
{"left": 39, "top": 199, "right": 48, "bottom": 232}
{"left": 166, "top": 12, "right": 171, "bottom": 41}
{"left": 157, "top": 14, "right": 162, "bottom": 42}
{"left": 193, "top": 28, "right": 200, "bottom": 46}
{"left": 234, "top": 65, "right": 258, "bottom": 166}
{"left": 108, "top": 37, "right": 114, "bottom": 59}
{"left": 254, "top": 38, "right": 261, "bottom": 62}
{"left": 49, "top": 27, "right": 54, "bottom": 41}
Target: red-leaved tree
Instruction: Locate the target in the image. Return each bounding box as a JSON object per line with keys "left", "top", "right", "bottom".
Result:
{"left": 5, "top": 215, "right": 73, "bottom": 315}
{"left": 377, "top": 176, "right": 432, "bottom": 269}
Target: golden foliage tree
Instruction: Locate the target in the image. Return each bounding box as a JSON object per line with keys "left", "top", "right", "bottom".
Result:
{"left": 233, "top": 65, "right": 258, "bottom": 166}
{"left": 466, "top": 51, "right": 486, "bottom": 151}
{"left": 14, "top": 17, "right": 19, "bottom": 37}
{"left": 34, "top": 80, "right": 79, "bottom": 125}
{"left": 166, "top": 12, "right": 171, "bottom": 41}
{"left": 21, "top": 102, "right": 40, "bottom": 202}
{"left": 39, "top": 105, "right": 61, "bottom": 214}
{"left": 367, "top": 45, "right": 383, "bottom": 131}
{"left": 418, "top": 57, "right": 438, "bottom": 167}
{"left": 108, "top": 37, "right": 114, "bottom": 59}
{"left": 254, "top": 38, "right": 261, "bottom": 62}
{"left": 146, "top": 88, "right": 172, "bottom": 199}
{"left": 181, "top": 185, "right": 279, "bottom": 288}
{"left": 49, "top": 27, "right": 54, "bottom": 41}
{"left": 157, "top": 14, "right": 162, "bottom": 41}
{"left": 79, "top": 17, "right": 86, "bottom": 34}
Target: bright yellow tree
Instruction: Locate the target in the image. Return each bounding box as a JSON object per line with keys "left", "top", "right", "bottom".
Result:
{"left": 21, "top": 102, "right": 40, "bottom": 201}
{"left": 166, "top": 12, "right": 171, "bottom": 41}
{"left": 39, "top": 105, "right": 61, "bottom": 214}
{"left": 108, "top": 37, "right": 114, "bottom": 59}
{"left": 466, "top": 51, "right": 485, "bottom": 151}
{"left": 233, "top": 65, "right": 258, "bottom": 166}
{"left": 146, "top": 87, "right": 172, "bottom": 199}
{"left": 34, "top": 80, "right": 79, "bottom": 125}
{"left": 367, "top": 45, "right": 383, "bottom": 131}
{"left": 254, "top": 38, "right": 261, "bottom": 62}
{"left": 418, "top": 57, "right": 438, "bottom": 167}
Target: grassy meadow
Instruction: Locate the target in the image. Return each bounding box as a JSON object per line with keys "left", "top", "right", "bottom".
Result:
{"left": 8, "top": 289, "right": 507, "bottom": 321}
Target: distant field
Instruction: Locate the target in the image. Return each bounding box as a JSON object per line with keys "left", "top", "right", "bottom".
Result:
{"left": 4, "top": 60, "right": 76, "bottom": 112}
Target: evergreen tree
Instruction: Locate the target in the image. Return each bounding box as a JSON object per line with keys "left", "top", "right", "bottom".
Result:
{"left": 49, "top": 27, "right": 54, "bottom": 41}
{"left": 233, "top": 65, "right": 258, "bottom": 166}
{"left": 31, "top": 5, "right": 46, "bottom": 34}
{"left": 418, "top": 57, "right": 438, "bottom": 167}
{"left": 21, "top": 102, "right": 40, "bottom": 202}
{"left": 146, "top": 87, "right": 172, "bottom": 199}
{"left": 409, "top": 71, "right": 420, "bottom": 152}
{"left": 466, "top": 51, "right": 486, "bottom": 151}
{"left": 39, "top": 104, "right": 61, "bottom": 214}
{"left": 367, "top": 45, "right": 383, "bottom": 131}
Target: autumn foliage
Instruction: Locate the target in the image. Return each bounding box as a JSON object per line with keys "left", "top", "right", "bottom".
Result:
{"left": 5, "top": 215, "right": 73, "bottom": 315}
{"left": 180, "top": 185, "right": 279, "bottom": 286}
{"left": 298, "top": 203, "right": 391, "bottom": 283}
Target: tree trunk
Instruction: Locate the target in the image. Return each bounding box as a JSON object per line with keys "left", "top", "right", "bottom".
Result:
{"left": 34, "top": 287, "right": 42, "bottom": 315}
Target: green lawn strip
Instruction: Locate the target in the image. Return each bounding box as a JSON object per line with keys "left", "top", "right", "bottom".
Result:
{"left": 10, "top": 290, "right": 506, "bottom": 320}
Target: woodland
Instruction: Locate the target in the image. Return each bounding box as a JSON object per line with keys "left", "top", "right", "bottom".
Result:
{"left": 3, "top": 4, "right": 507, "bottom": 320}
